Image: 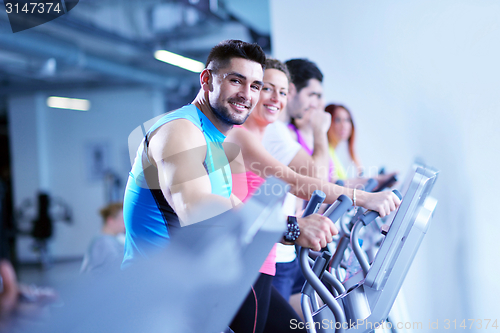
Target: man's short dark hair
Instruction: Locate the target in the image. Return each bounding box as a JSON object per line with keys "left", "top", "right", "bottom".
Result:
{"left": 206, "top": 39, "right": 266, "bottom": 73}
{"left": 285, "top": 59, "right": 323, "bottom": 92}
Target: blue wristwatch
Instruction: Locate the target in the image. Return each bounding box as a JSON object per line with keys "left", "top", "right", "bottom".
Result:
{"left": 284, "top": 216, "right": 300, "bottom": 243}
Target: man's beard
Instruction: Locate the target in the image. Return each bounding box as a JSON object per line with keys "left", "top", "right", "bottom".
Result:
{"left": 211, "top": 100, "right": 252, "bottom": 126}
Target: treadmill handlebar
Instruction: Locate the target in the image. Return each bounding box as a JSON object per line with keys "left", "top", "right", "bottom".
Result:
{"left": 320, "top": 194, "right": 352, "bottom": 253}
{"left": 324, "top": 194, "right": 353, "bottom": 223}
{"left": 302, "top": 190, "right": 326, "bottom": 217}
{"left": 364, "top": 178, "right": 379, "bottom": 192}
{"left": 374, "top": 174, "right": 398, "bottom": 192}
{"left": 299, "top": 197, "right": 352, "bottom": 331}
{"left": 360, "top": 190, "right": 403, "bottom": 226}
{"left": 297, "top": 190, "right": 326, "bottom": 255}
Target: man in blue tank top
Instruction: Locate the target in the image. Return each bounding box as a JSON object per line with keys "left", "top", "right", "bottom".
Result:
{"left": 122, "top": 40, "right": 266, "bottom": 267}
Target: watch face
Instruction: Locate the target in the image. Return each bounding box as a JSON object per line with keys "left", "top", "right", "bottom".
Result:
{"left": 285, "top": 222, "right": 300, "bottom": 242}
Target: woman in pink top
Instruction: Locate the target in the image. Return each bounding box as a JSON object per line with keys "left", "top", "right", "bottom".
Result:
{"left": 231, "top": 126, "right": 277, "bottom": 276}
{"left": 227, "top": 59, "right": 401, "bottom": 333}
{"left": 229, "top": 59, "right": 304, "bottom": 333}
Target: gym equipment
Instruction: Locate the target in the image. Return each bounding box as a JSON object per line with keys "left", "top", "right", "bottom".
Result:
{"left": 298, "top": 192, "right": 353, "bottom": 329}
{"left": 373, "top": 174, "right": 397, "bottom": 192}
{"left": 38, "top": 177, "right": 290, "bottom": 333}
{"left": 299, "top": 166, "right": 438, "bottom": 333}
{"left": 15, "top": 192, "right": 72, "bottom": 268}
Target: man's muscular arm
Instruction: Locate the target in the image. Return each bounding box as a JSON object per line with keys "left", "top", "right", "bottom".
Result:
{"left": 148, "top": 119, "right": 240, "bottom": 225}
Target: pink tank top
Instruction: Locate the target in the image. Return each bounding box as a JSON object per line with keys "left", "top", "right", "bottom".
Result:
{"left": 231, "top": 126, "right": 277, "bottom": 276}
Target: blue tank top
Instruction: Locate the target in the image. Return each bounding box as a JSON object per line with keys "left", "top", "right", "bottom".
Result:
{"left": 122, "top": 104, "right": 232, "bottom": 267}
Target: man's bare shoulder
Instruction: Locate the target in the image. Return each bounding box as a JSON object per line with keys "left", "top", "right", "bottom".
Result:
{"left": 148, "top": 118, "right": 206, "bottom": 165}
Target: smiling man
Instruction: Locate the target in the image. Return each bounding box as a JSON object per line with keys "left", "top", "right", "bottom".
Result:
{"left": 122, "top": 40, "right": 266, "bottom": 267}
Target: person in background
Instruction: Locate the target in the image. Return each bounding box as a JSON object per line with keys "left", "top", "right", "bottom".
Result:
{"left": 287, "top": 98, "right": 335, "bottom": 182}
{"left": 291, "top": 103, "right": 398, "bottom": 188}
{"left": 80, "top": 202, "right": 125, "bottom": 274}
{"left": 325, "top": 104, "right": 362, "bottom": 180}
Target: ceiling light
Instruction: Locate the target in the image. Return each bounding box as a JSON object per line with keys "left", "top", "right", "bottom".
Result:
{"left": 47, "top": 96, "right": 91, "bottom": 111}
{"left": 154, "top": 50, "right": 205, "bottom": 73}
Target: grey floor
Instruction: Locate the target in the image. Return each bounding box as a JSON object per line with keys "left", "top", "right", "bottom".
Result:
{"left": 14, "top": 258, "right": 86, "bottom": 317}
{"left": 4, "top": 259, "right": 86, "bottom": 333}
{"left": 16, "top": 259, "right": 83, "bottom": 289}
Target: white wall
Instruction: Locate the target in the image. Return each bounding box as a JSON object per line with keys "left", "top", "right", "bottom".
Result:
{"left": 271, "top": 0, "right": 500, "bottom": 328}
{"left": 8, "top": 88, "right": 165, "bottom": 262}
